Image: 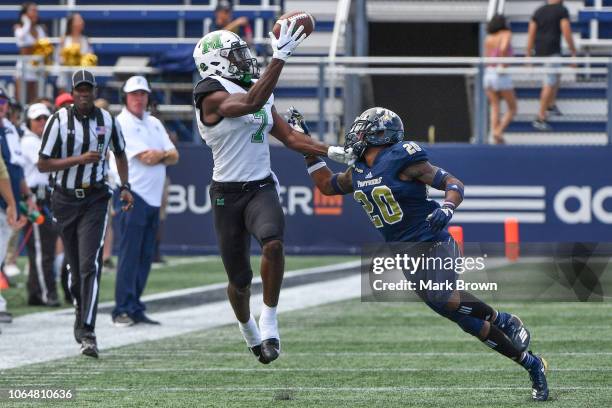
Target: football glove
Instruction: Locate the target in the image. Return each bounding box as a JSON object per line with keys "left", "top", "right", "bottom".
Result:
{"left": 286, "top": 106, "right": 311, "bottom": 135}
{"left": 426, "top": 204, "right": 455, "bottom": 233}
{"left": 327, "top": 146, "right": 356, "bottom": 166}
{"left": 269, "top": 19, "right": 306, "bottom": 61}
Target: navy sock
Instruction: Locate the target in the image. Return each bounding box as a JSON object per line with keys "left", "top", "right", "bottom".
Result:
{"left": 519, "top": 351, "right": 538, "bottom": 370}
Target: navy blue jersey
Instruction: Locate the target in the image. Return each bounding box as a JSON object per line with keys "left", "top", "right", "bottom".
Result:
{"left": 351, "top": 141, "right": 450, "bottom": 243}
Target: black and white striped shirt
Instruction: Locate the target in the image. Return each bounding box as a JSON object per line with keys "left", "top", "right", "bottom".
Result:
{"left": 39, "top": 105, "right": 125, "bottom": 189}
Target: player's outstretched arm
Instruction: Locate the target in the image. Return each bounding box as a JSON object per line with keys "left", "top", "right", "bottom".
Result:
{"left": 400, "top": 161, "right": 464, "bottom": 233}
{"left": 271, "top": 107, "right": 356, "bottom": 165}
{"left": 305, "top": 156, "right": 353, "bottom": 196}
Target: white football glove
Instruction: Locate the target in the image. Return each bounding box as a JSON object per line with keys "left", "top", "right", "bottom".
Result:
{"left": 269, "top": 19, "right": 306, "bottom": 62}
{"left": 327, "top": 146, "right": 356, "bottom": 166}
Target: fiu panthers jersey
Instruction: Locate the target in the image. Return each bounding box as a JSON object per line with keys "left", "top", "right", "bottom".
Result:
{"left": 351, "top": 141, "right": 450, "bottom": 243}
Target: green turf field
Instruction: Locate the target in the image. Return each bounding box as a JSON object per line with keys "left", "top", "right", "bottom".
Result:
{"left": 1, "top": 299, "right": 610, "bottom": 407}
{"left": 3, "top": 256, "right": 355, "bottom": 317}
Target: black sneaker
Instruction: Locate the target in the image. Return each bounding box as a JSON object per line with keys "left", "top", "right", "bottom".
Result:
{"left": 80, "top": 335, "right": 99, "bottom": 359}
{"left": 532, "top": 118, "right": 552, "bottom": 131}
{"left": 260, "top": 338, "right": 281, "bottom": 364}
{"left": 547, "top": 104, "right": 563, "bottom": 116}
{"left": 113, "top": 313, "right": 135, "bottom": 328}
{"left": 134, "top": 314, "right": 160, "bottom": 325}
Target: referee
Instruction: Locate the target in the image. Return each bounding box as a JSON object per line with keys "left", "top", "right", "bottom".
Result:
{"left": 38, "top": 70, "right": 134, "bottom": 358}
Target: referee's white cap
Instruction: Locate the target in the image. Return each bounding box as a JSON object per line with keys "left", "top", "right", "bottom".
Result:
{"left": 123, "top": 76, "right": 151, "bottom": 93}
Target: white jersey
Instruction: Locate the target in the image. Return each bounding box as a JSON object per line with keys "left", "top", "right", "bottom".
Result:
{"left": 195, "top": 75, "right": 274, "bottom": 182}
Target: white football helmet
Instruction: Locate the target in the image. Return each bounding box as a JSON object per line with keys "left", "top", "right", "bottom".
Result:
{"left": 193, "top": 30, "right": 259, "bottom": 82}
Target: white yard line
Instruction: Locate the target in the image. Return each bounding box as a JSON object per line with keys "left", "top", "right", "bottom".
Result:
{"left": 71, "top": 386, "right": 611, "bottom": 392}
{"left": 0, "top": 273, "right": 361, "bottom": 370}
{"left": 150, "top": 256, "right": 217, "bottom": 269}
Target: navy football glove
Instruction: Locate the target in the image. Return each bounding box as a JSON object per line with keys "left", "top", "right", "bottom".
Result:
{"left": 426, "top": 204, "right": 454, "bottom": 233}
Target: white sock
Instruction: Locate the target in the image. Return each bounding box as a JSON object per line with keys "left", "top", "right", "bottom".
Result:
{"left": 238, "top": 314, "right": 262, "bottom": 347}
{"left": 259, "top": 304, "right": 279, "bottom": 340}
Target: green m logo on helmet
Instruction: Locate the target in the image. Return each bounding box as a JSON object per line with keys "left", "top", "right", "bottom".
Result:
{"left": 201, "top": 33, "right": 223, "bottom": 54}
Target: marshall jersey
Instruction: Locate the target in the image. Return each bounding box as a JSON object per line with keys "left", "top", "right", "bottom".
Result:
{"left": 351, "top": 141, "right": 450, "bottom": 243}
{"left": 194, "top": 74, "right": 274, "bottom": 182}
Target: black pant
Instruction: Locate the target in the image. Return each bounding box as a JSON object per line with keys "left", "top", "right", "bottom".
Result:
{"left": 210, "top": 177, "right": 285, "bottom": 289}
{"left": 26, "top": 195, "right": 59, "bottom": 304}
{"left": 51, "top": 186, "right": 111, "bottom": 332}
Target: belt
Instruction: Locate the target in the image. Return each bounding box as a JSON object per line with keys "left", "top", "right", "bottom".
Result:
{"left": 211, "top": 176, "right": 274, "bottom": 193}
{"left": 53, "top": 183, "right": 106, "bottom": 199}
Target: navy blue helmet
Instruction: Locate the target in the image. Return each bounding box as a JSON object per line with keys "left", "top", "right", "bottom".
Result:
{"left": 344, "top": 107, "right": 404, "bottom": 160}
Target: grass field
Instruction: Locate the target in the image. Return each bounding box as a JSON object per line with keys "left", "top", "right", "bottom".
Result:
{"left": 3, "top": 256, "right": 355, "bottom": 317}
{"left": 1, "top": 298, "right": 610, "bottom": 407}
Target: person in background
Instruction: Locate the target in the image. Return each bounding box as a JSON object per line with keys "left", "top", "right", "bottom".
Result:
{"left": 484, "top": 14, "right": 517, "bottom": 144}
{"left": 3, "top": 99, "right": 25, "bottom": 279}
{"left": 0, "top": 153, "right": 23, "bottom": 330}
{"left": 0, "top": 87, "right": 31, "bottom": 323}
{"left": 211, "top": 0, "right": 253, "bottom": 45}
{"left": 55, "top": 92, "right": 73, "bottom": 110}
{"left": 21, "top": 103, "right": 59, "bottom": 306}
{"left": 8, "top": 99, "right": 24, "bottom": 137}
{"left": 527, "top": 0, "right": 577, "bottom": 131}
{"left": 13, "top": 2, "right": 50, "bottom": 103}
{"left": 57, "top": 13, "right": 94, "bottom": 93}
{"left": 112, "top": 76, "right": 179, "bottom": 327}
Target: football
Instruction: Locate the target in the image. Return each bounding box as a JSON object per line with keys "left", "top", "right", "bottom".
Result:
{"left": 272, "top": 11, "right": 316, "bottom": 39}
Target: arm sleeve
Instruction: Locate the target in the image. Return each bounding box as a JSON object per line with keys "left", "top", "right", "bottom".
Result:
{"left": 109, "top": 115, "right": 126, "bottom": 154}
{"left": 39, "top": 113, "right": 61, "bottom": 159}
{"left": 193, "top": 77, "right": 226, "bottom": 107}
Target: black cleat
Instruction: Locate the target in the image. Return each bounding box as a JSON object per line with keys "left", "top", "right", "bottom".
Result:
{"left": 249, "top": 344, "right": 266, "bottom": 363}
{"left": 528, "top": 352, "right": 549, "bottom": 401}
{"left": 499, "top": 315, "right": 531, "bottom": 353}
{"left": 260, "top": 338, "right": 281, "bottom": 364}
{"left": 80, "top": 336, "right": 99, "bottom": 359}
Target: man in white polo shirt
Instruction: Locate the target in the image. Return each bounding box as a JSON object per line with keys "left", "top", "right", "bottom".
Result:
{"left": 113, "top": 76, "right": 179, "bottom": 327}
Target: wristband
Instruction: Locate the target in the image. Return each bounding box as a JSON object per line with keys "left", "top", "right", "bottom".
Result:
{"left": 119, "top": 183, "right": 131, "bottom": 193}
{"left": 330, "top": 174, "right": 346, "bottom": 195}
{"left": 307, "top": 161, "right": 327, "bottom": 175}
{"left": 442, "top": 201, "right": 456, "bottom": 211}
{"left": 445, "top": 183, "right": 464, "bottom": 200}
{"left": 432, "top": 168, "right": 449, "bottom": 189}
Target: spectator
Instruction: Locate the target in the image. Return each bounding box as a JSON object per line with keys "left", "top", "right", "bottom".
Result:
{"left": 57, "top": 13, "right": 95, "bottom": 93}
{"left": 54, "top": 92, "right": 73, "bottom": 110}
{"left": 0, "top": 87, "right": 30, "bottom": 323}
{"left": 211, "top": 0, "right": 253, "bottom": 44}
{"left": 112, "top": 76, "right": 179, "bottom": 327}
{"left": 3, "top": 99, "right": 25, "bottom": 280}
{"left": 527, "top": 0, "right": 577, "bottom": 131}
{"left": 484, "top": 15, "right": 517, "bottom": 144}
{"left": 13, "top": 2, "right": 50, "bottom": 103}
{"left": 21, "top": 103, "right": 60, "bottom": 306}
